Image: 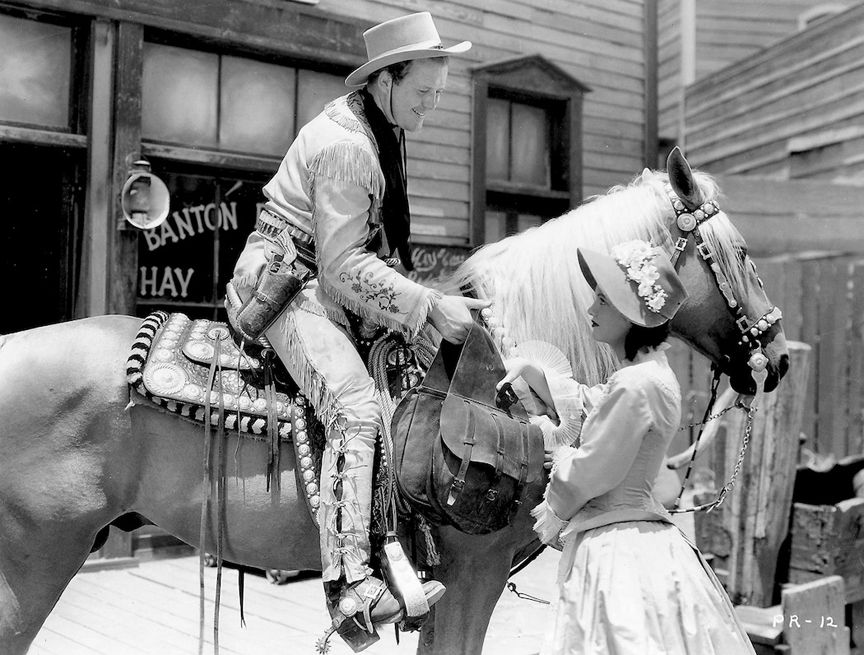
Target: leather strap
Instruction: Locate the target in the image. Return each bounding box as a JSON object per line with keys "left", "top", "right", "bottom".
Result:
{"left": 447, "top": 400, "right": 476, "bottom": 506}
{"left": 492, "top": 413, "right": 505, "bottom": 477}
{"left": 510, "top": 423, "right": 530, "bottom": 521}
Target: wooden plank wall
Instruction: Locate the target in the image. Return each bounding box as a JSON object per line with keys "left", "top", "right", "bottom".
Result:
{"left": 668, "top": 252, "right": 864, "bottom": 467}
{"left": 754, "top": 253, "right": 863, "bottom": 460}
{"left": 713, "top": 175, "right": 864, "bottom": 256}
{"left": 657, "top": 0, "right": 854, "bottom": 147}
{"left": 693, "top": 1, "right": 830, "bottom": 80}
{"left": 684, "top": 2, "right": 864, "bottom": 178}
{"left": 20, "top": 0, "right": 651, "bottom": 248}
{"left": 316, "top": 0, "right": 650, "bottom": 244}
{"left": 657, "top": 0, "right": 682, "bottom": 147}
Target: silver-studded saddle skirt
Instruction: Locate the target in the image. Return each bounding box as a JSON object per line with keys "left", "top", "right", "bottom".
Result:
{"left": 126, "top": 311, "right": 326, "bottom": 517}
{"left": 126, "top": 311, "right": 311, "bottom": 438}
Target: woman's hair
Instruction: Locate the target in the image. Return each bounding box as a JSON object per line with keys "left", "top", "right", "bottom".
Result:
{"left": 367, "top": 56, "right": 448, "bottom": 85}
{"left": 624, "top": 323, "right": 670, "bottom": 361}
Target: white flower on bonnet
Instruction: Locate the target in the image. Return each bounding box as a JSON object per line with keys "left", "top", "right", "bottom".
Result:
{"left": 610, "top": 240, "right": 668, "bottom": 314}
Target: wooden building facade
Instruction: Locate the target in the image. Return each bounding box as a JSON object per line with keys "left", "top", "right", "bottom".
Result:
{"left": 683, "top": 1, "right": 864, "bottom": 182}
{"left": 0, "top": 0, "right": 658, "bottom": 337}
{"left": 657, "top": 0, "right": 854, "bottom": 158}
{"left": 0, "top": 0, "right": 659, "bottom": 560}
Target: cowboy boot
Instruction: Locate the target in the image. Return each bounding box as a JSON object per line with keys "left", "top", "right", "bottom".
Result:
{"left": 317, "top": 414, "right": 446, "bottom": 652}
{"left": 320, "top": 576, "right": 446, "bottom": 652}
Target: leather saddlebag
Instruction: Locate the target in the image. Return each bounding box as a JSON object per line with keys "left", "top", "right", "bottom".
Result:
{"left": 392, "top": 318, "right": 545, "bottom": 534}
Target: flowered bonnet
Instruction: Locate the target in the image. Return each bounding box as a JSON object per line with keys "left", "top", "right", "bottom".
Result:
{"left": 577, "top": 240, "right": 688, "bottom": 327}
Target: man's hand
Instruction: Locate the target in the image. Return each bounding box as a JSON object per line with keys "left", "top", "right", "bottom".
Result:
{"left": 428, "top": 295, "right": 491, "bottom": 344}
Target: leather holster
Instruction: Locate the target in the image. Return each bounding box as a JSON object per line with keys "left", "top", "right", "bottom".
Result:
{"left": 226, "top": 253, "right": 310, "bottom": 344}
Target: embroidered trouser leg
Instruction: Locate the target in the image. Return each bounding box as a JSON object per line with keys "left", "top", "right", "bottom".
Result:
{"left": 265, "top": 300, "right": 379, "bottom": 584}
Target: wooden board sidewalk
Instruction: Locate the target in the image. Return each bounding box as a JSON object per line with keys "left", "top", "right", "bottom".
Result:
{"left": 29, "top": 550, "right": 558, "bottom": 655}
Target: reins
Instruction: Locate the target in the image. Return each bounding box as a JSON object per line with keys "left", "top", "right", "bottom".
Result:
{"left": 667, "top": 365, "right": 767, "bottom": 514}
{"left": 199, "top": 338, "right": 228, "bottom": 655}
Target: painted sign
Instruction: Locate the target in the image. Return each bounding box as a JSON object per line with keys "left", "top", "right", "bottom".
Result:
{"left": 136, "top": 169, "right": 471, "bottom": 316}
{"left": 408, "top": 245, "right": 470, "bottom": 291}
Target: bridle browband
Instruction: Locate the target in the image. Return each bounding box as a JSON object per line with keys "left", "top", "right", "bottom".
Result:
{"left": 663, "top": 184, "right": 782, "bottom": 372}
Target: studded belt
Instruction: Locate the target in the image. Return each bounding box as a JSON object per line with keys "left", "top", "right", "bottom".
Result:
{"left": 256, "top": 209, "right": 314, "bottom": 245}
{"left": 256, "top": 209, "right": 317, "bottom": 273}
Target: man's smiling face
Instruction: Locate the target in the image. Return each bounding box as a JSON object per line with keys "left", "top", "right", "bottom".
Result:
{"left": 389, "top": 58, "right": 449, "bottom": 132}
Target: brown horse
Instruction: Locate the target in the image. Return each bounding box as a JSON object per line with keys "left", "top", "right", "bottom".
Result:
{"left": 0, "top": 150, "right": 787, "bottom": 654}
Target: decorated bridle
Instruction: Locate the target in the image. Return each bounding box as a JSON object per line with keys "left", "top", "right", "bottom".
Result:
{"left": 663, "top": 159, "right": 782, "bottom": 374}
{"left": 662, "top": 148, "right": 782, "bottom": 513}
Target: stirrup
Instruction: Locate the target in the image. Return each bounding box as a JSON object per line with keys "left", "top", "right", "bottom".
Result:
{"left": 316, "top": 576, "right": 445, "bottom": 653}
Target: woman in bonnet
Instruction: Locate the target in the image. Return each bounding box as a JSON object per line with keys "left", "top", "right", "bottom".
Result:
{"left": 499, "top": 241, "right": 755, "bottom": 654}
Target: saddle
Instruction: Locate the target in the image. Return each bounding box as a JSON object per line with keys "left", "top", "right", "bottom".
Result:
{"left": 125, "top": 311, "right": 429, "bottom": 533}
{"left": 126, "top": 311, "right": 325, "bottom": 519}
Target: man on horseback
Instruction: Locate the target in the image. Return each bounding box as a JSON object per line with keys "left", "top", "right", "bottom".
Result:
{"left": 226, "top": 12, "right": 485, "bottom": 651}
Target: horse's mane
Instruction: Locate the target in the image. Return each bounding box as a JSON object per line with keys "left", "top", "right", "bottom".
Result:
{"left": 447, "top": 167, "right": 747, "bottom": 386}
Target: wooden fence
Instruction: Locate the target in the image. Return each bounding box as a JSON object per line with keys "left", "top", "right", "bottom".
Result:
{"left": 668, "top": 251, "right": 864, "bottom": 463}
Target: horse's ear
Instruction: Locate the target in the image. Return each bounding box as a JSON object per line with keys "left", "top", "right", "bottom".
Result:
{"left": 666, "top": 146, "right": 704, "bottom": 211}
{"left": 640, "top": 167, "right": 654, "bottom": 182}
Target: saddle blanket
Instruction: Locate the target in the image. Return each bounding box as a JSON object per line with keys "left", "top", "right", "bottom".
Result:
{"left": 125, "top": 311, "right": 315, "bottom": 442}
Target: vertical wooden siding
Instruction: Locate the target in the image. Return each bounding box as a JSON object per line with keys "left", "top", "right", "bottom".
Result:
{"left": 762, "top": 253, "right": 864, "bottom": 459}
{"left": 657, "top": 0, "right": 682, "bottom": 142}
{"left": 666, "top": 175, "right": 864, "bottom": 462}
{"left": 668, "top": 252, "right": 864, "bottom": 464}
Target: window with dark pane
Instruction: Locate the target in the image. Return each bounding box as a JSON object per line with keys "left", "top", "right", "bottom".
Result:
{"left": 483, "top": 89, "right": 567, "bottom": 239}
{"left": 138, "top": 42, "right": 346, "bottom": 317}
{"left": 136, "top": 163, "right": 269, "bottom": 321}
{"left": 473, "top": 56, "right": 588, "bottom": 246}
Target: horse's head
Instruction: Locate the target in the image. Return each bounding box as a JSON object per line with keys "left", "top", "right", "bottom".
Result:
{"left": 452, "top": 148, "right": 789, "bottom": 396}
{"left": 660, "top": 147, "right": 789, "bottom": 394}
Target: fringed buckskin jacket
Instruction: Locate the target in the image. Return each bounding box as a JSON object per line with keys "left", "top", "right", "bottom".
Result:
{"left": 231, "top": 91, "right": 439, "bottom": 341}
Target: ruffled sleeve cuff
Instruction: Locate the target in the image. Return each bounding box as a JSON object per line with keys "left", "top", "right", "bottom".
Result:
{"left": 516, "top": 341, "right": 584, "bottom": 449}
{"left": 541, "top": 383, "right": 584, "bottom": 450}
{"left": 530, "top": 499, "right": 568, "bottom": 546}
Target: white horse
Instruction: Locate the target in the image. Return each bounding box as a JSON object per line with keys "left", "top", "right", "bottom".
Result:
{"left": 418, "top": 148, "right": 788, "bottom": 653}
{"left": 0, "top": 149, "right": 787, "bottom": 655}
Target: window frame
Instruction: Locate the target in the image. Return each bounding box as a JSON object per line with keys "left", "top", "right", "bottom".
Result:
{"left": 139, "top": 27, "right": 353, "bottom": 173}
{"left": 0, "top": 7, "right": 89, "bottom": 148}
{"left": 471, "top": 55, "right": 589, "bottom": 246}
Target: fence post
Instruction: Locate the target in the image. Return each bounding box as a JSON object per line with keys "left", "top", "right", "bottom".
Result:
{"left": 696, "top": 340, "right": 812, "bottom": 607}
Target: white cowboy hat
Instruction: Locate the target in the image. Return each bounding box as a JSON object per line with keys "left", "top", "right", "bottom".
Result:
{"left": 345, "top": 12, "right": 471, "bottom": 87}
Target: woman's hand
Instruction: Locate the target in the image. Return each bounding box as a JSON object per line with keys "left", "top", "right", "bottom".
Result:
{"left": 498, "top": 358, "right": 554, "bottom": 408}
{"left": 497, "top": 357, "right": 533, "bottom": 390}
